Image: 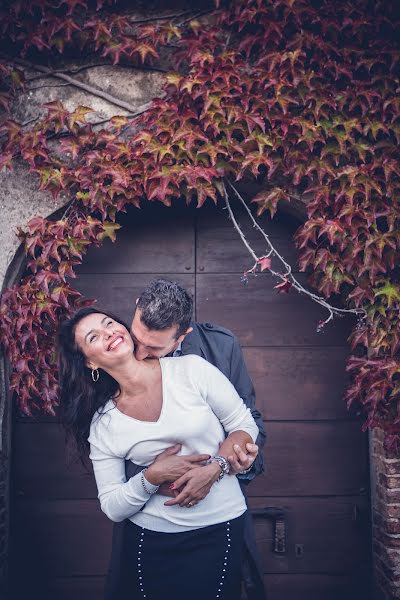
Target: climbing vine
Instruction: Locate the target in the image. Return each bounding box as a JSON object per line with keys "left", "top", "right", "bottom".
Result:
{"left": 0, "top": 0, "right": 399, "bottom": 449}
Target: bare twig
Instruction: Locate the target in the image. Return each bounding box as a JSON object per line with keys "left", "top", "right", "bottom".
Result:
{"left": 176, "top": 9, "right": 214, "bottom": 26}
{"left": 22, "top": 114, "right": 41, "bottom": 127}
{"left": 223, "top": 189, "right": 259, "bottom": 263}
{"left": 26, "top": 63, "right": 112, "bottom": 80}
{"left": 223, "top": 181, "right": 367, "bottom": 331}
{"left": 28, "top": 82, "right": 71, "bottom": 90}
{"left": 26, "top": 61, "right": 168, "bottom": 81}
{"left": 128, "top": 9, "right": 211, "bottom": 25}
{"left": 61, "top": 199, "right": 77, "bottom": 221}
{"left": 2, "top": 55, "right": 154, "bottom": 114}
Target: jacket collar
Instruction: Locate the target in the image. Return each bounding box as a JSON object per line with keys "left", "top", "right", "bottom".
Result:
{"left": 181, "top": 324, "right": 205, "bottom": 358}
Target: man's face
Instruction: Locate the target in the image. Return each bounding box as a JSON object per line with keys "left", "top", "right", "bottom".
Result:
{"left": 130, "top": 307, "right": 191, "bottom": 360}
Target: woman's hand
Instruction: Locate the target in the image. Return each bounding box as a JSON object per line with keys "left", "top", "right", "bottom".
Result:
{"left": 163, "top": 462, "right": 221, "bottom": 508}
{"left": 145, "top": 444, "right": 211, "bottom": 486}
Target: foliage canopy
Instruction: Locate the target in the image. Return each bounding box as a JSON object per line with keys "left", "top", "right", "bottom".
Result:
{"left": 0, "top": 0, "right": 399, "bottom": 449}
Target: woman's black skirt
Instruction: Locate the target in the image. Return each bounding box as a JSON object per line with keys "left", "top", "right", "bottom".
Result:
{"left": 117, "top": 512, "right": 246, "bottom": 600}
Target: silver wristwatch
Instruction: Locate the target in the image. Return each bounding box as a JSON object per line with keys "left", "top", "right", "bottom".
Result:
{"left": 208, "top": 455, "right": 230, "bottom": 482}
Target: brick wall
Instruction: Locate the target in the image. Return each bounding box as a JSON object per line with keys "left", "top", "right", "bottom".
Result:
{"left": 0, "top": 356, "right": 11, "bottom": 596}
{"left": 372, "top": 427, "right": 400, "bottom": 599}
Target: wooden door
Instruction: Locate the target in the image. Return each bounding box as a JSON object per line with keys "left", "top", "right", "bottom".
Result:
{"left": 10, "top": 200, "right": 372, "bottom": 600}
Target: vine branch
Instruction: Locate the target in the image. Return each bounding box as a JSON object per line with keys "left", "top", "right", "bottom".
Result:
{"left": 26, "top": 62, "right": 168, "bottom": 81}
{"left": 2, "top": 55, "right": 155, "bottom": 114}
{"left": 223, "top": 181, "right": 367, "bottom": 331}
{"left": 128, "top": 9, "right": 212, "bottom": 25}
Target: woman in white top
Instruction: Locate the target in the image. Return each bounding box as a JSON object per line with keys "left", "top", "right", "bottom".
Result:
{"left": 58, "top": 307, "right": 259, "bottom": 600}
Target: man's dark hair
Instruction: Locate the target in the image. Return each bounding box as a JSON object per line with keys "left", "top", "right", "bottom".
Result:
{"left": 136, "top": 279, "right": 193, "bottom": 338}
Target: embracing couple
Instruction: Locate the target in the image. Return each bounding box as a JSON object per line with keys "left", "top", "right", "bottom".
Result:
{"left": 58, "top": 278, "right": 266, "bottom": 600}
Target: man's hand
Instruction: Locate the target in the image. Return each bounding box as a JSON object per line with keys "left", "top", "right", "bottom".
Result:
{"left": 227, "top": 442, "right": 258, "bottom": 475}
{"left": 157, "top": 482, "right": 178, "bottom": 498}
{"left": 145, "top": 444, "right": 211, "bottom": 486}
{"left": 163, "top": 462, "right": 221, "bottom": 508}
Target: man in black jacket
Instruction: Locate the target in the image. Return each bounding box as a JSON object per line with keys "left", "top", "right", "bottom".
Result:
{"left": 105, "top": 279, "right": 266, "bottom": 600}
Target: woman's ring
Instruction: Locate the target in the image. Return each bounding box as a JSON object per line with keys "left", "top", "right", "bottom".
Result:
{"left": 187, "top": 502, "right": 195, "bottom": 507}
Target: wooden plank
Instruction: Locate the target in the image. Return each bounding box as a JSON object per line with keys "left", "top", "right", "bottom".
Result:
{"left": 248, "top": 421, "right": 369, "bottom": 497}
{"left": 243, "top": 347, "right": 356, "bottom": 420}
{"left": 12, "top": 500, "right": 111, "bottom": 578}
{"left": 73, "top": 273, "right": 195, "bottom": 325}
{"left": 9, "top": 576, "right": 105, "bottom": 600}
{"left": 13, "top": 422, "right": 97, "bottom": 499}
{"left": 197, "top": 206, "right": 300, "bottom": 272}
{"left": 77, "top": 204, "right": 195, "bottom": 274}
{"left": 46, "top": 578, "right": 105, "bottom": 600}
{"left": 14, "top": 421, "right": 368, "bottom": 499}
{"left": 262, "top": 573, "right": 371, "bottom": 600}
{"left": 11, "top": 495, "right": 370, "bottom": 578}
{"left": 9, "top": 574, "right": 368, "bottom": 600}
{"left": 248, "top": 496, "right": 371, "bottom": 574}
{"left": 16, "top": 346, "right": 355, "bottom": 423}
{"left": 196, "top": 273, "right": 353, "bottom": 346}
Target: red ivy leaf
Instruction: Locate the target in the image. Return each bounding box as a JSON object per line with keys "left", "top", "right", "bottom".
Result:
{"left": 258, "top": 256, "right": 272, "bottom": 272}
{"left": 274, "top": 279, "right": 292, "bottom": 294}
{"left": 252, "top": 188, "right": 290, "bottom": 218}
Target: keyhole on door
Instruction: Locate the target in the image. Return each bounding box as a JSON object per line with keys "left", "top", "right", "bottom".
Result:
{"left": 295, "top": 544, "right": 304, "bottom": 557}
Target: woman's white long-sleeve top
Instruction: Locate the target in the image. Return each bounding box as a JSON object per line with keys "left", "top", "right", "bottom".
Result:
{"left": 88, "top": 354, "right": 259, "bottom": 532}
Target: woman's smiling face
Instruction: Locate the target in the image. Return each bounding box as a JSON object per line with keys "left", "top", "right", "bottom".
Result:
{"left": 74, "top": 312, "right": 134, "bottom": 371}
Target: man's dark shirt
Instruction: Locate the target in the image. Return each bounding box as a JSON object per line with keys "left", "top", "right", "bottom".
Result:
{"left": 180, "top": 322, "right": 266, "bottom": 480}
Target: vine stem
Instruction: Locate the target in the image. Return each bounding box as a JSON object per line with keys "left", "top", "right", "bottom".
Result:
{"left": 2, "top": 55, "right": 158, "bottom": 114}
{"left": 26, "top": 62, "right": 168, "bottom": 81}
{"left": 223, "top": 181, "right": 367, "bottom": 330}
{"left": 128, "top": 9, "right": 212, "bottom": 25}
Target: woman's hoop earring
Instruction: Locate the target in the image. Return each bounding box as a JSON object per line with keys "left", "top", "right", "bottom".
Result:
{"left": 91, "top": 368, "right": 99, "bottom": 383}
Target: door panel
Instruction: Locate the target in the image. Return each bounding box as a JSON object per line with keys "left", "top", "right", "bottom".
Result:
{"left": 249, "top": 496, "right": 371, "bottom": 574}
{"left": 196, "top": 273, "right": 353, "bottom": 346}
{"left": 12, "top": 495, "right": 369, "bottom": 577}
{"left": 243, "top": 347, "right": 355, "bottom": 420}
{"left": 74, "top": 273, "right": 195, "bottom": 325}
{"left": 247, "top": 422, "right": 368, "bottom": 497}
{"left": 13, "top": 422, "right": 96, "bottom": 499}
{"left": 14, "top": 421, "right": 368, "bottom": 499}
{"left": 13, "top": 500, "right": 110, "bottom": 577}
{"left": 263, "top": 574, "right": 366, "bottom": 600}
{"left": 197, "top": 208, "right": 300, "bottom": 272}
{"left": 78, "top": 206, "right": 195, "bottom": 274}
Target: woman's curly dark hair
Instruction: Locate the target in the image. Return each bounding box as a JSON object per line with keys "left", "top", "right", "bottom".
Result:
{"left": 57, "top": 307, "right": 130, "bottom": 462}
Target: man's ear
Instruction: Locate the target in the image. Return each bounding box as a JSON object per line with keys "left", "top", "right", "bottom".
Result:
{"left": 177, "top": 326, "right": 193, "bottom": 344}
